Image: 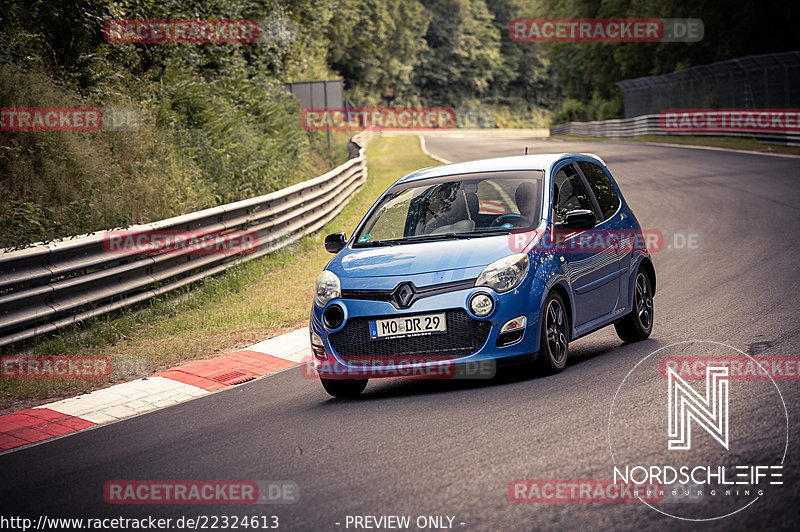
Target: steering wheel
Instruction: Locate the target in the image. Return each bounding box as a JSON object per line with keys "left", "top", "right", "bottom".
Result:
{"left": 490, "top": 213, "right": 530, "bottom": 228}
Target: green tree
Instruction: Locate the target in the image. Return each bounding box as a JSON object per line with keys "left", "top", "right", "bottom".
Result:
{"left": 326, "top": 0, "right": 431, "bottom": 106}
{"left": 415, "top": 0, "right": 503, "bottom": 107}
{"left": 539, "top": 0, "right": 800, "bottom": 122}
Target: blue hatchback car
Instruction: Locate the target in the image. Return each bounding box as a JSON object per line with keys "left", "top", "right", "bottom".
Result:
{"left": 310, "top": 153, "right": 655, "bottom": 397}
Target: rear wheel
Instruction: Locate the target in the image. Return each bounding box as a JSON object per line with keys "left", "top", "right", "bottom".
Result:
{"left": 320, "top": 378, "right": 368, "bottom": 398}
{"left": 536, "top": 291, "right": 569, "bottom": 374}
{"left": 614, "top": 269, "right": 654, "bottom": 342}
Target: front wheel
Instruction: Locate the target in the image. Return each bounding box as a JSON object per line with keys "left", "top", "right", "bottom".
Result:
{"left": 536, "top": 291, "right": 569, "bottom": 374}
{"left": 614, "top": 269, "right": 654, "bottom": 342}
{"left": 320, "top": 378, "right": 368, "bottom": 398}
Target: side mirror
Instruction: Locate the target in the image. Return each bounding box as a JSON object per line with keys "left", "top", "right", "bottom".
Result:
{"left": 324, "top": 232, "right": 347, "bottom": 254}
{"left": 561, "top": 209, "right": 596, "bottom": 229}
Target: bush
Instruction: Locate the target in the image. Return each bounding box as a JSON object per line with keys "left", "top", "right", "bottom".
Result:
{"left": 0, "top": 65, "right": 210, "bottom": 248}
{"left": 550, "top": 99, "right": 592, "bottom": 125}
{"left": 0, "top": 0, "right": 352, "bottom": 249}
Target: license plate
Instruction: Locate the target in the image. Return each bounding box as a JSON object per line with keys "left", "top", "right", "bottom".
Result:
{"left": 369, "top": 313, "right": 447, "bottom": 339}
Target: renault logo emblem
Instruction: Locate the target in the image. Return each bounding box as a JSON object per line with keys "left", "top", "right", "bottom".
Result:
{"left": 393, "top": 283, "right": 415, "bottom": 308}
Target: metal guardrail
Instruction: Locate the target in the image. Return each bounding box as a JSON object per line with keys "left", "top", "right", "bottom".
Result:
{"left": 550, "top": 114, "right": 800, "bottom": 145}
{"left": 0, "top": 130, "right": 375, "bottom": 349}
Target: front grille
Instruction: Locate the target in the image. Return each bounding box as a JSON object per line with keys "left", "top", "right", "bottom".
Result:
{"left": 341, "top": 278, "right": 477, "bottom": 309}
{"left": 328, "top": 309, "right": 491, "bottom": 366}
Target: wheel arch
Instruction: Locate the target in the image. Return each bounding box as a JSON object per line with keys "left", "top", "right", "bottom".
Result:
{"left": 638, "top": 256, "right": 656, "bottom": 296}
{"left": 547, "top": 281, "right": 574, "bottom": 339}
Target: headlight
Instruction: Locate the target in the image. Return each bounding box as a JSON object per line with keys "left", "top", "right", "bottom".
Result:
{"left": 475, "top": 253, "right": 529, "bottom": 293}
{"left": 469, "top": 292, "right": 494, "bottom": 317}
{"left": 315, "top": 271, "right": 341, "bottom": 307}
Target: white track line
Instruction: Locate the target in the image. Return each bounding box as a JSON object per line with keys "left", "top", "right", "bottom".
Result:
{"left": 419, "top": 135, "right": 452, "bottom": 164}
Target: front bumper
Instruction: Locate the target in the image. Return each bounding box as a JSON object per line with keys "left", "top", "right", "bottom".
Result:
{"left": 309, "top": 276, "right": 544, "bottom": 379}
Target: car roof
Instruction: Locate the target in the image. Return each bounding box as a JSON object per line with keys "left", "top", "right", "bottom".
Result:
{"left": 395, "top": 152, "right": 607, "bottom": 184}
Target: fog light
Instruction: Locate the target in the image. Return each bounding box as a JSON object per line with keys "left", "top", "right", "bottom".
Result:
{"left": 469, "top": 293, "right": 494, "bottom": 317}
{"left": 323, "top": 304, "right": 345, "bottom": 330}
{"left": 497, "top": 315, "right": 526, "bottom": 347}
{"left": 311, "top": 331, "right": 327, "bottom": 360}
{"left": 500, "top": 316, "right": 526, "bottom": 333}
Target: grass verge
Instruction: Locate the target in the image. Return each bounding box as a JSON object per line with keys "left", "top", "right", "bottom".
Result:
{"left": 551, "top": 134, "right": 800, "bottom": 156}
{"left": 0, "top": 135, "right": 438, "bottom": 413}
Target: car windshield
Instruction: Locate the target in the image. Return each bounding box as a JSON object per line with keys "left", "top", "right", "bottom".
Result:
{"left": 353, "top": 171, "right": 544, "bottom": 247}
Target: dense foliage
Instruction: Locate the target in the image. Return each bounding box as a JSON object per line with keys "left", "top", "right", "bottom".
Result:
{"left": 538, "top": 0, "right": 800, "bottom": 122}
{"left": 1, "top": 0, "right": 796, "bottom": 247}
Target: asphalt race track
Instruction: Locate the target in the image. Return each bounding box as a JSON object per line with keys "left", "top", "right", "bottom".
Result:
{"left": 1, "top": 137, "right": 799, "bottom": 531}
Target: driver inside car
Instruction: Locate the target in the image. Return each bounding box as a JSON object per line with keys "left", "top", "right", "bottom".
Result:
{"left": 423, "top": 186, "right": 473, "bottom": 234}
{"left": 514, "top": 182, "right": 539, "bottom": 223}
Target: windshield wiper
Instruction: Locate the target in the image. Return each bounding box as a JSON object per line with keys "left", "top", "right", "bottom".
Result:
{"left": 471, "top": 228, "right": 519, "bottom": 236}
{"left": 353, "top": 239, "right": 401, "bottom": 247}
{"left": 411, "top": 229, "right": 521, "bottom": 241}
{"left": 399, "top": 232, "right": 490, "bottom": 243}
{"left": 354, "top": 229, "right": 520, "bottom": 247}
{"left": 398, "top": 233, "right": 465, "bottom": 243}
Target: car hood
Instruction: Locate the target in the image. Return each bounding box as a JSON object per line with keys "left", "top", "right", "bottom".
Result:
{"left": 329, "top": 235, "right": 519, "bottom": 278}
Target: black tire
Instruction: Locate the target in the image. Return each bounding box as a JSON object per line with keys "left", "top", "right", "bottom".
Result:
{"left": 320, "top": 378, "right": 368, "bottom": 398}
{"left": 614, "top": 268, "right": 654, "bottom": 343}
{"left": 536, "top": 291, "right": 569, "bottom": 374}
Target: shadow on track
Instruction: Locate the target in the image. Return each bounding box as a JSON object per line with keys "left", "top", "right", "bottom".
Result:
{"left": 314, "top": 338, "right": 648, "bottom": 403}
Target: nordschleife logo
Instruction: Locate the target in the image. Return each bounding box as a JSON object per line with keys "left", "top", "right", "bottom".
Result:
{"left": 667, "top": 365, "right": 729, "bottom": 450}
{"left": 607, "top": 340, "right": 788, "bottom": 521}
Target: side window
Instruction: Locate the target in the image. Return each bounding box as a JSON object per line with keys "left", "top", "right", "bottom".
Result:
{"left": 578, "top": 161, "right": 621, "bottom": 220}
{"left": 553, "top": 165, "right": 594, "bottom": 222}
